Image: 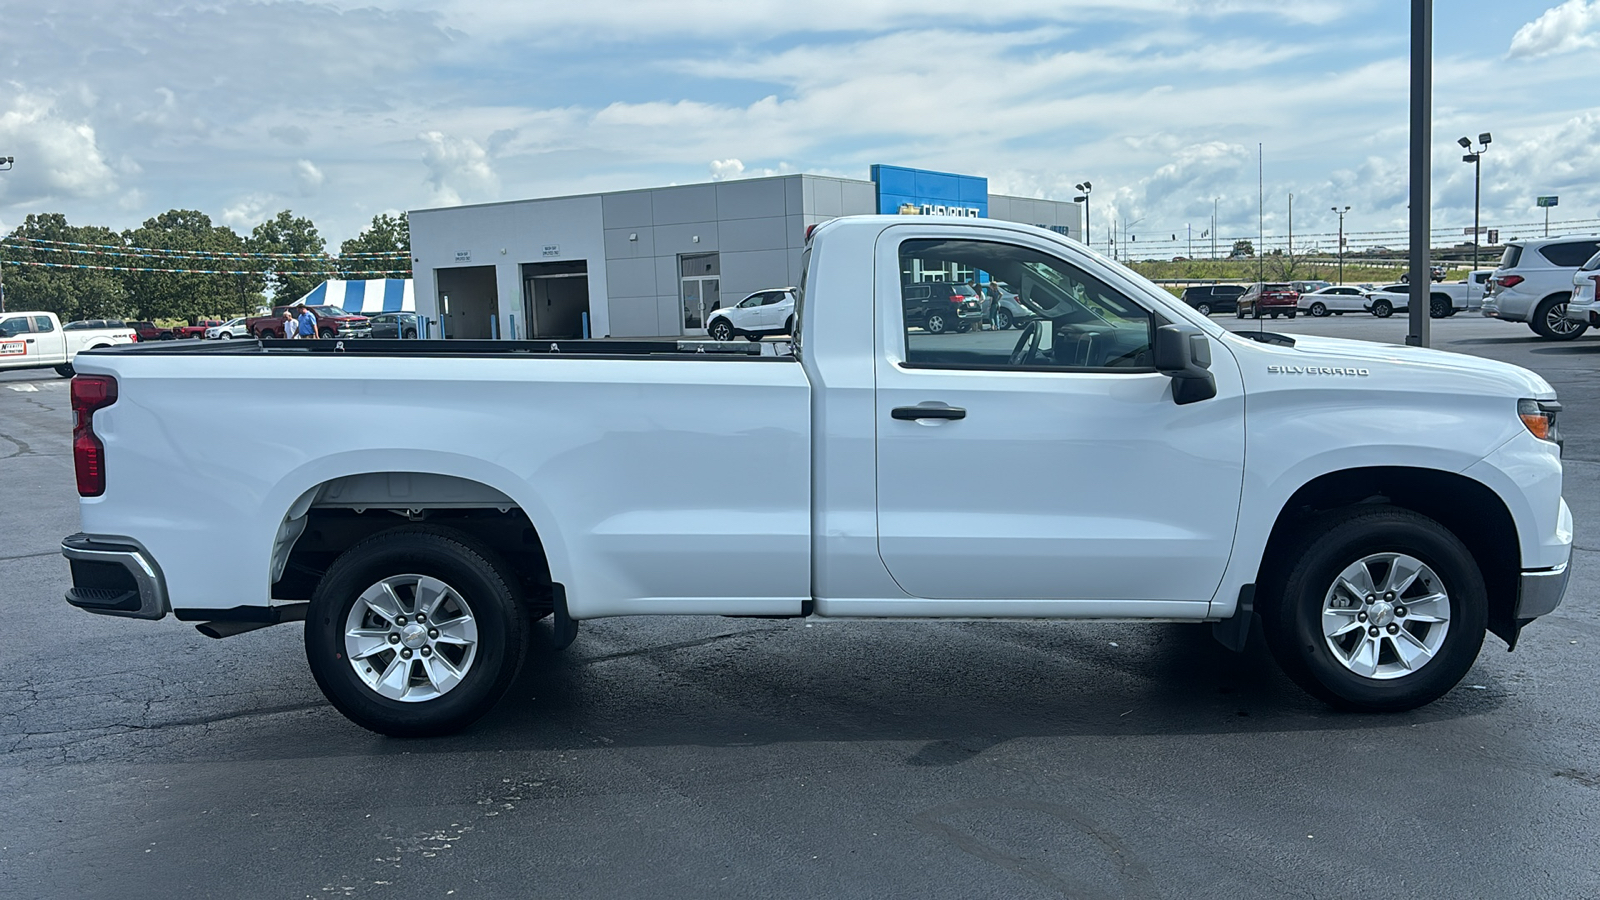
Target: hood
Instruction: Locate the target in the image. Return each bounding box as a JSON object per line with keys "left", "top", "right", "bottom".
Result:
{"left": 1228, "top": 332, "right": 1555, "bottom": 398}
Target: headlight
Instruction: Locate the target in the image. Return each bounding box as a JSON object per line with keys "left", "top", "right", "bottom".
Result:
{"left": 1519, "top": 398, "right": 1561, "bottom": 445}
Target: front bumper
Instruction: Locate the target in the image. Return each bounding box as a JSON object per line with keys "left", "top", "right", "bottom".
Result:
{"left": 61, "top": 533, "right": 169, "bottom": 620}
{"left": 1516, "top": 556, "right": 1572, "bottom": 619}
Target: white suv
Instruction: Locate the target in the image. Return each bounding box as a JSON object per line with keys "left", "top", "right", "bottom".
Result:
{"left": 1560, "top": 250, "right": 1600, "bottom": 328}
{"left": 706, "top": 288, "right": 798, "bottom": 342}
{"left": 1480, "top": 235, "right": 1600, "bottom": 340}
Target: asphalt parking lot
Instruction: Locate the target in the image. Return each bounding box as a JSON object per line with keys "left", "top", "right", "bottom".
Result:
{"left": 4, "top": 315, "right": 1600, "bottom": 899}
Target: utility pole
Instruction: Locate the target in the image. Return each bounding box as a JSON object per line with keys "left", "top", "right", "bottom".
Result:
{"left": 1407, "top": 0, "right": 1432, "bottom": 347}
{"left": 1288, "top": 192, "right": 1294, "bottom": 264}
{"left": 1257, "top": 144, "right": 1264, "bottom": 284}
{"left": 1212, "top": 198, "right": 1219, "bottom": 260}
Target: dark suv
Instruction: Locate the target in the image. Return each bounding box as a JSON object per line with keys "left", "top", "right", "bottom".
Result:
{"left": 902, "top": 282, "right": 984, "bottom": 334}
{"left": 1179, "top": 284, "right": 1247, "bottom": 316}
{"left": 1235, "top": 283, "right": 1299, "bottom": 319}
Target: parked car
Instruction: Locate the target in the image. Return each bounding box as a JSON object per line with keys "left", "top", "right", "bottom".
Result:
{"left": 1180, "top": 284, "right": 1247, "bottom": 316}
{"left": 1558, "top": 250, "right": 1600, "bottom": 328}
{"left": 64, "top": 318, "right": 129, "bottom": 332}
{"left": 1297, "top": 285, "right": 1368, "bottom": 317}
{"left": 129, "top": 321, "right": 175, "bottom": 341}
{"left": 1234, "top": 282, "right": 1298, "bottom": 319}
{"left": 245, "top": 304, "right": 372, "bottom": 339}
{"left": 1363, "top": 283, "right": 1469, "bottom": 319}
{"left": 1480, "top": 235, "right": 1600, "bottom": 340}
{"left": 204, "top": 318, "right": 250, "bottom": 340}
{"left": 173, "top": 318, "right": 225, "bottom": 339}
{"left": 1290, "top": 280, "right": 1332, "bottom": 296}
{"left": 367, "top": 312, "right": 420, "bottom": 339}
{"left": 58, "top": 214, "right": 1572, "bottom": 737}
{"left": 707, "top": 288, "right": 798, "bottom": 342}
{"left": 901, "top": 282, "right": 983, "bottom": 333}
{"left": 0, "top": 311, "right": 136, "bottom": 377}
{"left": 1399, "top": 266, "right": 1447, "bottom": 283}
{"left": 985, "top": 282, "right": 1032, "bottom": 330}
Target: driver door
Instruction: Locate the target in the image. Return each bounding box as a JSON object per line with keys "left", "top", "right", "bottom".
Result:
{"left": 872, "top": 226, "right": 1245, "bottom": 607}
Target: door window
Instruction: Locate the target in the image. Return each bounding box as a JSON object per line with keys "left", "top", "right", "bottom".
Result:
{"left": 898, "top": 238, "right": 1155, "bottom": 370}
{"left": 0, "top": 317, "right": 30, "bottom": 336}
{"left": 32, "top": 316, "right": 55, "bottom": 333}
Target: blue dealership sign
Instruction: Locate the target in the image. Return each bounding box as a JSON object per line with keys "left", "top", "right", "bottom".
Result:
{"left": 871, "top": 164, "right": 988, "bottom": 218}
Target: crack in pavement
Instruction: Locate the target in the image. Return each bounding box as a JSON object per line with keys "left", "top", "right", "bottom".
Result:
{"left": 0, "top": 430, "right": 33, "bottom": 458}
{"left": 0, "top": 550, "right": 60, "bottom": 562}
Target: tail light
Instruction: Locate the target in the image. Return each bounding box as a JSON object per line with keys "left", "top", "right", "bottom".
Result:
{"left": 948, "top": 294, "right": 965, "bottom": 303}
{"left": 1497, "top": 275, "right": 1524, "bottom": 290}
{"left": 72, "top": 375, "right": 118, "bottom": 497}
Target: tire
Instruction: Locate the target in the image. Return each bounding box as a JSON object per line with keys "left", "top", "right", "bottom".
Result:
{"left": 1235, "top": 305, "right": 1245, "bottom": 319}
{"left": 1286, "top": 310, "right": 1296, "bottom": 319}
{"left": 994, "top": 308, "right": 1014, "bottom": 330}
{"left": 304, "top": 527, "right": 530, "bottom": 737}
{"left": 1310, "top": 302, "right": 1328, "bottom": 317}
{"left": 257, "top": 329, "right": 274, "bottom": 340}
{"left": 1529, "top": 293, "right": 1587, "bottom": 341}
{"left": 783, "top": 316, "right": 795, "bottom": 336}
{"left": 1269, "top": 312, "right": 1279, "bottom": 319}
{"left": 1260, "top": 506, "right": 1486, "bottom": 712}
{"left": 1196, "top": 303, "right": 1212, "bottom": 316}
{"left": 319, "top": 328, "right": 335, "bottom": 339}
{"left": 1372, "top": 300, "right": 1393, "bottom": 318}
{"left": 924, "top": 312, "right": 949, "bottom": 334}
{"left": 403, "top": 329, "right": 417, "bottom": 339}
{"left": 1429, "top": 296, "right": 1450, "bottom": 319}
{"left": 745, "top": 332, "right": 763, "bottom": 342}
{"left": 955, "top": 321, "right": 971, "bottom": 333}
{"left": 55, "top": 364, "right": 75, "bottom": 378}
{"left": 708, "top": 319, "right": 734, "bottom": 342}
{"left": 219, "top": 331, "right": 234, "bottom": 340}
{"left": 1252, "top": 307, "right": 1263, "bottom": 320}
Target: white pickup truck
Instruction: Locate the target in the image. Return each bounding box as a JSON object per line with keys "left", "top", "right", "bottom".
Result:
{"left": 60, "top": 216, "right": 1572, "bottom": 736}
{"left": 0, "top": 311, "right": 136, "bottom": 377}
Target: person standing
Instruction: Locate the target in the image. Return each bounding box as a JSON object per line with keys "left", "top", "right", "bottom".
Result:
{"left": 281, "top": 308, "right": 297, "bottom": 339}
{"left": 297, "top": 305, "right": 317, "bottom": 339}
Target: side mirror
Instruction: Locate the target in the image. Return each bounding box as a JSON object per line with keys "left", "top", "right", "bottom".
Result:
{"left": 1154, "top": 323, "right": 1216, "bottom": 405}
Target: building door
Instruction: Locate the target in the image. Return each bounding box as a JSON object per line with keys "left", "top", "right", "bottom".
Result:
{"left": 679, "top": 253, "right": 720, "bottom": 335}
{"left": 521, "top": 261, "right": 590, "bottom": 339}
{"left": 436, "top": 265, "right": 499, "bottom": 339}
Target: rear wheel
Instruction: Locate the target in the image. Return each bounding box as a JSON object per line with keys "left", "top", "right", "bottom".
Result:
{"left": 924, "top": 312, "right": 949, "bottom": 334}
{"left": 1429, "top": 296, "right": 1450, "bottom": 318}
{"left": 54, "top": 364, "right": 74, "bottom": 378}
{"left": 745, "top": 332, "right": 763, "bottom": 342}
{"left": 403, "top": 328, "right": 417, "bottom": 339}
{"left": 304, "top": 527, "right": 529, "bottom": 737}
{"left": 1260, "top": 507, "right": 1486, "bottom": 712}
{"left": 994, "top": 308, "right": 1014, "bottom": 330}
{"left": 784, "top": 316, "right": 795, "bottom": 336}
{"left": 1529, "top": 293, "right": 1586, "bottom": 341}
{"left": 1310, "top": 302, "right": 1328, "bottom": 317}
{"left": 708, "top": 319, "right": 734, "bottom": 342}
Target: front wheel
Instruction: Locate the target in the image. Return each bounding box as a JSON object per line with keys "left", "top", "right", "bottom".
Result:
{"left": 403, "top": 329, "right": 417, "bottom": 339}
{"left": 708, "top": 319, "right": 734, "bottom": 342}
{"left": 1371, "top": 300, "right": 1393, "bottom": 318}
{"left": 1260, "top": 507, "right": 1486, "bottom": 712}
{"left": 1529, "top": 293, "right": 1587, "bottom": 341}
{"left": 1310, "top": 302, "right": 1328, "bottom": 317}
{"left": 745, "top": 332, "right": 763, "bottom": 342}
{"left": 219, "top": 331, "right": 234, "bottom": 340}
{"left": 304, "top": 527, "right": 529, "bottom": 737}
{"left": 319, "top": 328, "right": 335, "bottom": 339}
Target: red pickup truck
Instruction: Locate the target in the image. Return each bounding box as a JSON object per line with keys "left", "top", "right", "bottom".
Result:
{"left": 246, "top": 305, "right": 371, "bottom": 339}
{"left": 173, "top": 318, "right": 226, "bottom": 339}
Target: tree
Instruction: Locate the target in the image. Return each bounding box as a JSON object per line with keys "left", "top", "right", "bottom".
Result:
{"left": 1229, "top": 240, "right": 1255, "bottom": 259}
{"left": 247, "top": 210, "right": 330, "bottom": 304}
{"left": 338, "top": 213, "right": 411, "bottom": 279}
{"left": 1, "top": 213, "right": 131, "bottom": 320}
{"left": 123, "top": 210, "right": 256, "bottom": 320}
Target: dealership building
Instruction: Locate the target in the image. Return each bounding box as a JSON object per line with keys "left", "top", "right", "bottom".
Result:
{"left": 408, "top": 165, "right": 1083, "bottom": 339}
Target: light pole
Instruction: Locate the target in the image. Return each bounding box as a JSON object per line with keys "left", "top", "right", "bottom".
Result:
{"left": 0, "top": 155, "right": 13, "bottom": 313}
{"left": 1331, "top": 205, "right": 1350, "bottom": 285}
{"left": 1073, "top": 182, "right": 1092, "bottom": 247}
{"left": 1212, "top": 197, "right": 1219, "bottom": 260}
{"left": 1458, "top": 132, "right": 1490, "bottom": 273}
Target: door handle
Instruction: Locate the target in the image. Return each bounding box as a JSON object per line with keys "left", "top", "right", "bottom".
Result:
{"left": 892, "top": 406, "right": 966, "bottom": 421}
{"left": 24, "top": 338, "right": 34, "bottom": 344}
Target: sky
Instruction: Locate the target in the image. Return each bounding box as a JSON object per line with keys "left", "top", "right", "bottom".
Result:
{"left": 1, "top": 0, "right": 1598, "bottom": 254}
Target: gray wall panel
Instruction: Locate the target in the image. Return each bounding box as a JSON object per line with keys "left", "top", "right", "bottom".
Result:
{"left": 842, "top": 179, "right": 877, "bottom": 215}
{"left": 604, "top": 226, "right": 653, "bottom": 259}
{"left": 651, "top": 185, "right": 718, "bottom": 225}
{"left": 654, "top": 222, "right": 718, "bottom": 253}
{"left": 720, "top": 249, "right": 791, "bottom": 300}
{"left": 784, "top": 175, "right": 803, "bottom": 217}
{"left": 602, "top": 191, "right": 654, "bottom": 228}
{"left": 657, "top": 293, "right": 681, "bottom": 336}
{"left": 605, "top": 257, "right": 657, "bottom": 299}
{"left": 810, "top": 178, "right": 842, "bottom": 217}
{"left": 607, "top": 295, "right": 659, "bottom": 337}
{"left": 715, "top": 178, "right": 787, "bottom": 220}
{"left": 719, "top": 215, "right": 788, "bottom": 252}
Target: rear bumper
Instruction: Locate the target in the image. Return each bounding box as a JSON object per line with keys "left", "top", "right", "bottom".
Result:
{"left": 61, "top": 533, "right": 169, "bottom": 620}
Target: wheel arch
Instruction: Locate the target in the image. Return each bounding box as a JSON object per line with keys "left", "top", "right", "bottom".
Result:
{"left": 1256, "top": 466, "right": 1521, "bottom": 646}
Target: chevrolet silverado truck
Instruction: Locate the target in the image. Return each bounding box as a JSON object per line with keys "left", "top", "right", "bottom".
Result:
{"left": 60, "top": 216, "right": 1573, "bottom": 737}
{"left": 0, "top": 311, "right": 135, "bottom": 377}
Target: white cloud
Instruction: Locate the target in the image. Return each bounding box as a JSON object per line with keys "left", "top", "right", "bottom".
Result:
{"left": 419, "top": 131, "right": 498, "bottom": 206}
{"left": 1509, "top": 1, "right": 1600, "bottom": 58}
{"left": 294, "top": 159, "right": 325, "bottom": 194}
{"left": 708, "top": 159, "right": 744, "bottom": 181}
{"left": 220, "top": 192, "right": 277, "bottom": 230}
{"left": 0, "top": 91, "right": 120, "bottom": 204}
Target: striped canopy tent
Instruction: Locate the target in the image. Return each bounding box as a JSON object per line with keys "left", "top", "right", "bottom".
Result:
{"left": 297, "top": 278, "right": 414, "bottom": 315}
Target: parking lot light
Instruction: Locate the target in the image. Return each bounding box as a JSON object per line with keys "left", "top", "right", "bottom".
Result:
{"left": 1460, "top": 133, "right": 1489, "bottom": 274}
